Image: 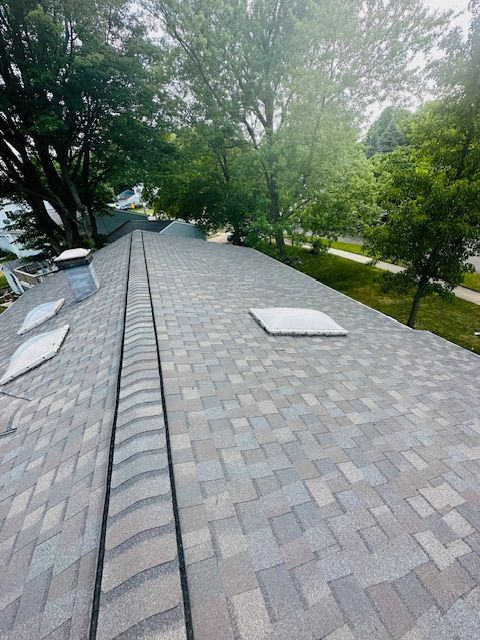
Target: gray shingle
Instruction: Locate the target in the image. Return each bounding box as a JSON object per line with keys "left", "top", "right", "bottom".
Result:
{"left": 2, "top": 230, "right": 480, "bottom": 640}
{"left": 257, "top": 564, "right": 302, "bottom": 621}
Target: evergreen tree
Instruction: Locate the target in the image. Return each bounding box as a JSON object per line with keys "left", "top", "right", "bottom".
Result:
{"left": 365, "top": 107, "right": 411, "bottom": 157}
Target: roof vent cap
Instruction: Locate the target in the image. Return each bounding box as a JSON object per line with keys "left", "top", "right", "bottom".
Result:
{"left": 250, "top": 307, "right": 348, "bottom": 336}
{"left": 53, "top": 247, "right": 99, "bottom": 302}
{"left": 17, "top": 298, "right": 65, "bottom": 335}
{"left": 0, "top": 325, "right": 69, "bottom": 385}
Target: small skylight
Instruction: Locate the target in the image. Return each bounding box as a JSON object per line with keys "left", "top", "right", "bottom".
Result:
{"left": 53, "top": 248, "right": 90, "bottom": 262}
{"left": 17, "top": 298, "right": 65, "bottom": 335}
{"left": 249, "top": 307, "right": 348, "bottom": 336}
{"left": 0, "top": 325, "right": 69, "bottom": 385}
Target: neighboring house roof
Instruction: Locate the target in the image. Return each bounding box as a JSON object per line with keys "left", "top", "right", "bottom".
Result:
{"left": 115, "top": 190, "right": 135, "bottom": 201}
{"left": 160, "top": 219, "right": 206, "bottom": 240}
{"left": 96, "top": 213, "right": 204, "bottom": 242}
{"left": 94, "top": 210, "right": 152, "bottom": 236}
{"left": 106, "top": 218, "right": 171, "bottom": 242}
{"left": 0, "top": 230, "right": 480, "bottom": 640}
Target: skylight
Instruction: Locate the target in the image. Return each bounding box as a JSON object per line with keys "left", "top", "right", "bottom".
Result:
{"left": 53, "top": 248, "right": 90, "bottom": 261}
{"left": 17, "top": 298, "right": 65, "bottom": 335}
{"left": 249, "top": 307, "right": 348, "bottom": 336}
{"left": 0, "top": 325, "right": 70, "bottom": 385}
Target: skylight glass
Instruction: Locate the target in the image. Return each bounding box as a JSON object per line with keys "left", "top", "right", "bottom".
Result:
{"left": 54, "top": 248, "right": 90, "bottom": 261}
{"left": 17, "top": 298, "right": 65, "bottom": 335}
{"left": 249, "top": 307, "right": 348, "bottom": 336}
{"left": 0, "top": 325, "right": 70, "bottom": 385}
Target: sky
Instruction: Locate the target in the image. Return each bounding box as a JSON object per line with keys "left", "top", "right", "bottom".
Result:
{"left": 426, "top": 0, "right": 471, "bottom": 32}
{"left": 365, "top": 0, "right": 472, "bottom": 124}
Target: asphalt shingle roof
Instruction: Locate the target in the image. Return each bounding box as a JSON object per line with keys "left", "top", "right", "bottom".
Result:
{"left": 1, "top": 230, "right": 480, "bottom": 640}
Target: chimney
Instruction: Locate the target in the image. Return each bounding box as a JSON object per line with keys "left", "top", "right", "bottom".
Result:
{"left": 53, "top": 248, "right": 99, "bottom": 302}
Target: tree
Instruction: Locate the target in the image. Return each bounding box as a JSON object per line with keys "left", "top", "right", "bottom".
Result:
{"left": 0, "top": 198, "right": 56, "bottom": 255}
{"left": 365, "top": 142, "right": 480, "bottom": 328}
{"left": 365, "top": 3, "right": 480, "bottom": 329}
{"left": 145, "top": 0, "right": 445, "bottom": 254}
{"left": 151, "top": 126, "right": 263, "bottom": 241}
{"left": 0, "top": 0, "right": 160, "bottom": 250}
{"left": 365, "top": 107, "right": 411, "bottom": 157}
{"left": 283, "top": 115, "right": 378, "bottom": 248}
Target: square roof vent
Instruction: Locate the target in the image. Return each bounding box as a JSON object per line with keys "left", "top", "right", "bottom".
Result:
{"left": 17, "top": 298, "right": 65, "bottom": 335}
{"left": 249, "top": 307, "right": 348, "bottom": 336}
{"left": 0, "top": 325, "right": 69, "bottom": 385}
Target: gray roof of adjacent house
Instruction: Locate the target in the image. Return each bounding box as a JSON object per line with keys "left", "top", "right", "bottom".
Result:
{"left": 94, "top": 211, "right": 204, "bottom": 242}
{"left": 94, "top": 209, "right": 152, "bottom": 236}
{"left": 0, "top": 230, "right": 480, "bottom": 640}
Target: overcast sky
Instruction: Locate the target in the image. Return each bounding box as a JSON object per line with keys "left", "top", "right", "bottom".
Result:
{"left": 426, "top": 0, "right": 471, "bottom": 32}
{"left": 366, "top": 0, "right": 471, "bottom": 123}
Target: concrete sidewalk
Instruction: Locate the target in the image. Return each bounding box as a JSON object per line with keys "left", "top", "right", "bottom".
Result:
{"left": 329, "top": 247, "right": 480, "bottom": 306}
{"left": 207, "top": 235, "right": 480, "bottom": 306}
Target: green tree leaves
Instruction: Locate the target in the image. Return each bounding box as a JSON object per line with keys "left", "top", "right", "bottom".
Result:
{"left": 365, "top": 123, "right": 480, "bottom": 327}
{"left": 365, "top": 108, "right": 411, "bottom": 157}
{"left": 146, "top": 0, "right": 444, "bottom": 252}
{"left": 0, "top": 0, "right": 161, "bottom": 249}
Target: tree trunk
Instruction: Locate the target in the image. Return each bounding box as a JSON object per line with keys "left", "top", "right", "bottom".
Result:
{"left": 231, "top": 225, "right": 242, "bottom": 245}
{"left": 82, "top": 148, "right": 102, "bottom": 248}
{"left": 57, "top": 152, "right": 96, "bottom": 247}
{"left": 264, "top": 172, "right": 285, "bottom": 256}
{"left": 407, "top": 286, "right": 423, "bottom": 328}
{"left": 25, "top": 196, "right": 63, "bottom": 254}
{"left": 63, "top": 215, "right": 82, "bottom": 248}
{"left": 275, "top": 227, "right": 285, "bottom": 256}
{"left": 88, "top": 208, "right": 101, "bottom": 247}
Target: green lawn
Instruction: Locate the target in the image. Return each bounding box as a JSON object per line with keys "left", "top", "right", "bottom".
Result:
{"left": 462, "top": 271, "right": 480, "bottom": 293}
{"left": 259, "top": 243, "right": 480, "bottom": 355}
{"left": 0, "top": 274, "right": 7, "bottom": 314}
{"left": 329, "top": 240, "right": 367, "bottom": 255}
{"left": 330, "top": 241, "right": 480, "bottom": 294}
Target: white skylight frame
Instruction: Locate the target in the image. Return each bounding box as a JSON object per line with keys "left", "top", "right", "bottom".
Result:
{"left": 54, "top": 248, "right": 90, "bottom": 261}
{"left": 17, "top": 298, "right": 65, "bottom": 335}
{"left": 0, "top": 325, "right": 70, "bottom": 385}
{"left": 249, "top": 307, "right": 348, "bottom": 336}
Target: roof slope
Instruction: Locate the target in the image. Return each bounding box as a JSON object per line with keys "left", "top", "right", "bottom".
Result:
{"left": 0, "top": 236, "right": 131, "bottom": 639}
{"left": 0, "top": 230, "right": 480, "bottom": 640}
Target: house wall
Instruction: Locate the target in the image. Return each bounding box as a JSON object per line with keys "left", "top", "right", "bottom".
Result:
{"left": 0, "top": 202, "right": 40, "bottom": 258}
{"left": 0, "top": 233, "right": 39, "bottom": 258}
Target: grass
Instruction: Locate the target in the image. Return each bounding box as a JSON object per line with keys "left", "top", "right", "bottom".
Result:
{"left": 329, "top": 240, "right": 367, "bottom": 256}
{"left": 258, "top": 243, "right": 480, "bottom": 355}
{"left": 0, "top": 274, "right": 8, "bottom": 314}
{"left": 462, "top": 271, "right": 480, "bottom": 293}
{"left": 132, "top": 206, "right": 155, "bottom": 216}
{"left": 329, "top": 240, "right": 480, "bottom": 294}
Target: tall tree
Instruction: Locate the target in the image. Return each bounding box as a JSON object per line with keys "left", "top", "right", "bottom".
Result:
{"left": 365, "top": 107, "right": 480, "bottom": 328}
{"left": 152, "top": 125, "right": 262, "bottom": 241}
{"left": 365, "top": 107, "right": 411, "bottom": 157}
{"left": 146, "top": 0, "right": 446, "bottom": 254}
{"left": 364, "top": 0, "right": 480, "bottom": 328}
{"left": 0, "top": 0, "right": 159, "bottom": 250}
